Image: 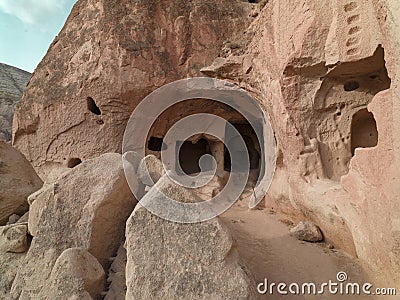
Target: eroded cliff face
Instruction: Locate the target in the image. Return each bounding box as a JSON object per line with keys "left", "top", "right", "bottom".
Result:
{"left": 10, "top": 0, "right": 400, "bottom": 286}
{"left": 12, "top": 0, "right": 252, "bottom": 179}
{"left": 205, "top": 0, "right": 399, "bottom": 284}
{"left": 0, "top": 64, "right": 30, "bottom": 141}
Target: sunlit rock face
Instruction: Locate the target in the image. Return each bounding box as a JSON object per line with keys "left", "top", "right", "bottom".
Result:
{"left": 11, "top": 0, "right": 252, "bottom": 180}
{"left": 8, "top": 0, "right": 400, "bottom": 288}
{"left": 203, "top": 0, "right": 400, "bottom": 284}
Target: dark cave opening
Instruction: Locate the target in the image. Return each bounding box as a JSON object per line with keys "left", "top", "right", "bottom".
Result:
{"left": 87, "top": 97, "right": 101, "bottom": 115}
{"left": 67, "top": 157, "right": 82, "bottom": 168}
{"left": 351, "top": 108, "right": 378, "bottom": 155}
{"left": 178, "top": 138, "right": 212, "bottom": 175}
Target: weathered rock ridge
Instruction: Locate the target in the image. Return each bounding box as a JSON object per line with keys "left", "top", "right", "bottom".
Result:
{"left": 0, "top": 63, "right": 30, "bottom": 141}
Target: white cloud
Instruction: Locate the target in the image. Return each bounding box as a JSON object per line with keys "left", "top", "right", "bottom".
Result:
{"left": 0, "top": 0, "right": 68, "bottom": 26}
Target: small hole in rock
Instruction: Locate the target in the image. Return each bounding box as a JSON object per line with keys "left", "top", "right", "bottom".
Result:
{"left": 87, "top": 97, "right": 101, "bottom": 115}
{"left": 248, "top": 0, "right": 258, "bottom": 3}
{"left": 344, "top": 81, "right": 360, "bottom": 92}
{"left": 148, "top": 137, "right": 166, "bottom": 151}
{"left": 67, "top": 158, "right": 82, "bottom": 168}
{"left": 344, "top": 2, "right": 357, "bottom": 12}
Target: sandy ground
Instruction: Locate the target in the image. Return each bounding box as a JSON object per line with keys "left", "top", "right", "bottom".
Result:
{"left": 220, "top": 204, "right": 396, "bottom": 300}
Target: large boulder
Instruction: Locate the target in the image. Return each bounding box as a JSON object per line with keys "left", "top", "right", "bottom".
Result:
{"left": 10, "top": 153, "right": 136, "bottom": 298}
{"left": 125, "top": 176, "right": 259, "bottom": 299}
{"left": 0, "top": 251, "right": 26, "bottom": 299}
{"left": 0, "top": 141, "right": 42, "bottom": 225}
{"left": 12, "top": 0, "right": 252, "bottom": 180}
{"left": 45, "top": 248, "right": 105, "bottom": 300}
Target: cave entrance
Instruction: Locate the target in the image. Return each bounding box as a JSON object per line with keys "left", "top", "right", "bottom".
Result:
{"left": 351, "top": 108, "right": 378, "bottom": 155}
{"left": 177, "top": 138, "right": 212, "bottom": 175}
{"left": 224, "top": 122, "right": 261, "bottom": 181}
{"left": 145, "top": 98, "right": 265, "bottom": 187}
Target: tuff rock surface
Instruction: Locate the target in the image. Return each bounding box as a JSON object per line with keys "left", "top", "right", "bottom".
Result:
{"left": 290, "top": 221, "right": 324, "bottom": 242}
{"left": 0, "top": 223, "right": 28, "bottom": 253}
{"left": 126, "top": 176, "right": 259, "bottom": 300}
{"left": 0, "top": 141, "right": 42, "bottom": 225}
{"left": 204, "top": 0, "right": 400, "bottom": 284}
{"left": 45, "top": 248, "right": 106, "bottom": 300}
{"left": 0, "top": 63, "right": 30, "bottom": 141}
{"left": 9, "top": 153, "right": 136, "bottom": 298}
{"left": 12, "top": 0, "right": 252, "bottom": 180}
{"left": 3, "top": 0, "right": 400, "bottom": 294}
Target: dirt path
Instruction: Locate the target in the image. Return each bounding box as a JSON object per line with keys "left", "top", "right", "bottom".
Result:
{"left": 220, "top": 205, "right": 393, "bottom": 300}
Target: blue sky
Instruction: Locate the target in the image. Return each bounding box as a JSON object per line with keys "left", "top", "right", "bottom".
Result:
{"left": 0, "top": 0, "right": 77, "bottom": 73}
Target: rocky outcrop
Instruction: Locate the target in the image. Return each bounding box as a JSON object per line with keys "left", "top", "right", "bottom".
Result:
{"left": 12, "top": 0, "right": 252, "bottom": 180}
{"left": 0, "top": 63, "right": 30, "bottom": 141}
{"left": 46, "top": 248, "right": 106, "bottom": 300}
{"left": 6, "top": 0, "right": 400, "bottom": 289}
{"left": 9, "top": 153, "right": 136, "bottom": 298}
{"left": 0, "top": 141, "right": 43, "bottom": 225}
{"left": 126, "top": 176, "right": 259, "bottom": 300}
{"left": 202, "top": 0, "right": 400, "bottom": 285}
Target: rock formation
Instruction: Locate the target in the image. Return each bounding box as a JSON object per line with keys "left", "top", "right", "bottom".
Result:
{"left": 203, "top": 0, "right": 400, "bottom": 284}
{"left": 10, "top": 153, "right": 136, "bottom": 298}
{"left": 12, "top": 0, "right": 252, "bottom": 180}
{"left": 290, "top": 221, "right": 323, "bottom": 242}
{"left": 0, "top": 63, "right": 30, "bottom": 141}
{"left": 0, "top": 0, "right": 399, "bottom": 297}
{"left": 0, "top": 141, "right": 42, "bottom": 225}
{"left": 0, "top": 223, "right": 28, "bottom": 253}
{"left": 126, "top": 176, "right": 259, "bottom": 299}
{"left": 45, "top": 248, "right": 106, "bottom": 299}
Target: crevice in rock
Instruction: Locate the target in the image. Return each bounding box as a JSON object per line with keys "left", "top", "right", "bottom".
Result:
{"left": 344, "top": 80, "right": 360, "bottom": 91}
{"left": 87, "top": 97, "right": 102, "bottom": 115}
{"left": 102, "top": 242, "right": 127, "bottom": 300}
